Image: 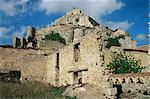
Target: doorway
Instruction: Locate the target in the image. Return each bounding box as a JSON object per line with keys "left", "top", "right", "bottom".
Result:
{"left": 113, "top": 84, "right": 123, "bottom": 99}
{"left": 73, "top": 71, "right": 82, "bottom": 85}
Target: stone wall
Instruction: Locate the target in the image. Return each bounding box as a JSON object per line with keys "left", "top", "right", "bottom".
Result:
{"left": 103, "top": 46, "right": 149, "bottom": 71}
{"left": 112, "top": 29, "right": 136, "bottom": 49}
{"left": 46, "top": 32, "right": 106, "bottom": 86}
{"left": 47, "top": 52, "right": 57, "bottom": 85}
{"left": 39, "top": 40, "right": 65, "bottom": 55}
{"left": 1, "top": 8, "right": 149, "bottom": 98}
{"left": 125, "top": 50, "right": 149, "bottom": 72}
{"left": 0, "top": 48, "right": 47, "bottom": 82}
{"left": 109, "top": 73, "right": 150, "bottom": 95}
{"left": 54, "top": 8, "right": 99, "bottom": 27}
{"left": 35, "top": 8, "right": 102, "bottom": 48}
{"left": 46, "top": 32, "right": 117, "bottom": 98}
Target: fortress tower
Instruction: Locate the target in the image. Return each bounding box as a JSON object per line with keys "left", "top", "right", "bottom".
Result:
{"left": 27, "top": 26, "right": 35, "bottom": 42}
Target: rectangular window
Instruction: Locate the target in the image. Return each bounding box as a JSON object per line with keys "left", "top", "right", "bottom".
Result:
{"left": 56, "top": 52, "right": 59, "bottom": 68}
{"left": 55, "top": 52, "right": 59, "bottom": 86}
{"left": 74, "top": 43, "right": 80, "bottom": 62}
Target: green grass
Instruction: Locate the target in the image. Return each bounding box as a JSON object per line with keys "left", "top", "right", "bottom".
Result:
{"left": 0, "top": 81, "right": 67, "bottom": 99}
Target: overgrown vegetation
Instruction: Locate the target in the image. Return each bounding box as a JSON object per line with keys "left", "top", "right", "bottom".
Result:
{"left": 49, "top": 87, "right": 63, "bottom": 97}
{"left": 107, "top": 52, "right": 144, "bottom": 74}
{"left": 42, "top": 33, "right": 66, "bottom": 44}
{"left": 65, "top": 96, "right": 77, "bottom": 99}
{"left": 105, "top": 37, "right": 121, "bottom": 48}
{"left": 0, "top": 81, "right": 76, "bottom": 99}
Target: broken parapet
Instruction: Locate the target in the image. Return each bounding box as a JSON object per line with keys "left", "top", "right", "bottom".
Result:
{"left": 12, "top": 36, "right": 21, "bottom": 48}
{"left": 13, "top": 36, "right": 27, "bottom": 48}
{"left": 27, "top": 26, "right": 36, "bottom": 42}
{"left": 20, "top": 37, "right": 27, "bottom": 48}
{"left": 12, "top": 26, "right": 37, "bottom": 49}
{"left": 26, "top": 26, "right": 37, "bottom": 48}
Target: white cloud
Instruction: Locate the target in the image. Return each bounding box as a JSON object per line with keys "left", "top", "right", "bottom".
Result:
{"left": 136, "top": 34, "right": 147, "bottom": 40}
{"left": 103, "top": 20, "right": 134, "bottom": 30}
{"left": 0, "top": 27, "right": 12, "bottom": 38}
{"left": 0, "top": 26, "right": 26, "bottom": 45}
{"left": 13, "top": 26, "right": 26, "bottom": 38}
{"left": 39, "top": 0, "right": 125, "bottom": 21}
{"left": 0, "top": 0, "right": 29, "bottom": 16}
{"left": 38, "top": 0, "right": 134, "bottom": 30}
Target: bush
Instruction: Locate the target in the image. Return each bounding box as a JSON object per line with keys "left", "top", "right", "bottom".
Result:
{"left": 66, "top": 96, "right": 77, "bottom": 99}
{"left": 42, "top": 33, "right": 66, "bottom": 44}
{"left": 49, "top": 87, "right": 63, "bottom": 97}
{"left": 107, "top": 52, "right": 144, "bottom": 74}
{"left": 105, "top": 37, "right": 121, "bottom": 48}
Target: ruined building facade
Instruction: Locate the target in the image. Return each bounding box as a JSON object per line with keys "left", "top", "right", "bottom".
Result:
{"left": 0, "top": 8, "right": 150, "bottom": 98}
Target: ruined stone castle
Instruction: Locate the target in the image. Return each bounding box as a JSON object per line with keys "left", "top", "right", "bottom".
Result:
{"left": 0, "top": 8, "right": 150, "bottom": 98}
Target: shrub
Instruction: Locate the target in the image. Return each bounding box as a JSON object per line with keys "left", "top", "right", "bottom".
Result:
{"left": 107, "top": 52, "right": 144, "bottom": 74}
{"left": 49, "top": 87, "right": 63, "bottom": 97}
{"left": 66, "top": 96, "right": 77, "bottom": 99}
{"left": 105, "top": 37, "right": 121, "bottom": 48}
{"left": 42, "top": 33, "right": 66, "bottom": 44}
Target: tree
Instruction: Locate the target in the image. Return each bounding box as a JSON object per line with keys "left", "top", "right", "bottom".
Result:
{"left": 107, "top": 52, "right": 144, "bottom": 74}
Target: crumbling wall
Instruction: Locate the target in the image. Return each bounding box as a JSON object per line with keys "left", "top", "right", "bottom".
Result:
{"left": 112, "top": 29, "right": 136, "bottom": 49}
{"left": 59, "top": 44, "right": 74, "bottom": 86}
{"left": 0, "top": 48, "right": 47, "bottom": 82}
{"left": 104, "top": 46, "right": 123, "bottom": 67}
{"left": 39, "top": 40, "right": 65, "bottom": 55}
{"left": 46, "top": 33, "right": 103, "bottom": 86}
{"left": 109, "top": 73, "right": 150, "bottom": 96}
{"left": 47, "top": 53, "right": 57, "bottom": 85}
{"left": 46, "top": 32, "right": 116, "bottom": 98}
{"left": 35, "top": 8, "right": 102, "bottom": 47}
{"left": 79, "top": 33, "right": 102, "bottom": 84}
{"left": 125, "top": 50, "right": 149, "bottom": 72}
{"left": 103, "top": 46, "right": 149, "bottom": 71}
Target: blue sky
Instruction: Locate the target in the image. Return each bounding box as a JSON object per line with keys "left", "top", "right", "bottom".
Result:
{"left": 0, "top": 0, "right": 149, "bottom": 46}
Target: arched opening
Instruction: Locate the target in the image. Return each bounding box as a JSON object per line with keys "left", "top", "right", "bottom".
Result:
{"left": 122, "top": 78, "right": 125, "bottom": 83}
{"left": 113, "top": 84, "right": 123, "bottom": 98}
{"left": 137, "top": 78, "right": 144, "bottom": 84}
{"left": 75, "top": 18, "right": 79, "bottom": 23}
{"left": 78, "top": 78, "right": 82, "bottom": 84}
{"left": 129, "top": 78, "right": 134, "bottom": 83}
{"left": 115, "top": 78, "right": 119, "bottom": 83}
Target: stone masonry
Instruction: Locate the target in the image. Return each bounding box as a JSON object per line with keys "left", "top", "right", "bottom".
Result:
{"left": 0, "top": 8, "right": 150, "bottom": 98}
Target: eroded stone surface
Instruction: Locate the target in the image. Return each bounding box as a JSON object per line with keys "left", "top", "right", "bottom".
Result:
{"left": 1, "top": 8, "right": 150, "bottom": 99}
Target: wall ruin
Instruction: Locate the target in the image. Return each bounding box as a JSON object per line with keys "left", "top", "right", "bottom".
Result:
{"left": 0, "top": 8, "right": 149, "bottom": 99}
{"left": 0, "top": 48, "right": 47, "bottom": 82}
{"left": 109, "top": 73, "right": 150, "bottom": 97}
